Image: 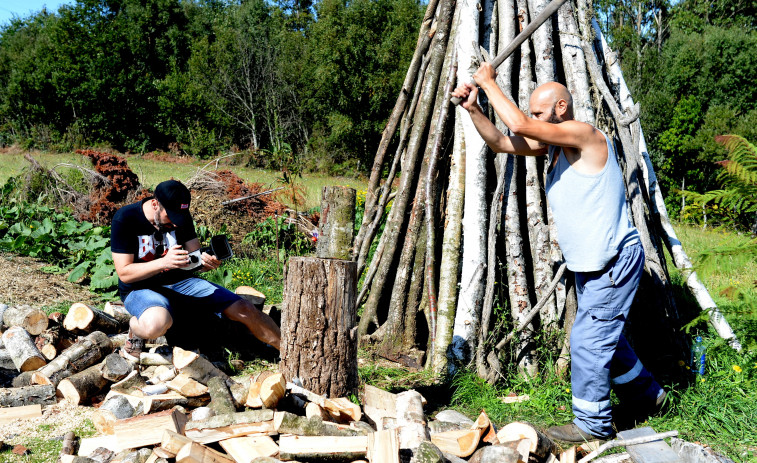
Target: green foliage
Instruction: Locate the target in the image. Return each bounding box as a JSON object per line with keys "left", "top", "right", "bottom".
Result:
{"left": 243, "top": 216, "right": 314, "bottom": 257}
{"left": 0, "top": 197, "right": 117, "bottom": 295}
{"left": 680, "top": 135, "right": 757, "bottom": 230}
{"left": 0, "top": 0, "right": 423, "bottom": 174}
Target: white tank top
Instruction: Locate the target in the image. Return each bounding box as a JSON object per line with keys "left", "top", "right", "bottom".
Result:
{"left": 545, "top": 131, "right": 639, "bottom": 272}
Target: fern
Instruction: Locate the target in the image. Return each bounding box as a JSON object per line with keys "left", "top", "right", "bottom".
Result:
{"left": 680, "top": 135, "right": 757, "bottom": 216}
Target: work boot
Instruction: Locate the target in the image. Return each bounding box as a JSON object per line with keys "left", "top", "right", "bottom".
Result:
{"left": 120, "top": 329, "right": 145, "bottom": 363}
{"left": 545, "top": 423, "right": 610, "bottom": 443}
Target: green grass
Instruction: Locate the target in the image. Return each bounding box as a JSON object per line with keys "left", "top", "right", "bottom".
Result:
{"left": 0, "top": 419, "right": 96, "bottom": 463}
{"left": 0, "top": 150, "right": 368, "bottom": 209}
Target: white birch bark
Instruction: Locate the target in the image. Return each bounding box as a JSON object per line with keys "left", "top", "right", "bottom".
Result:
{"left": 591, "top": 21, "right": 742, "bottom": 351}
{"left": 433, "top": 115, "right": 466, "bottom": 373}
{"left": 451, "top": 0, "right": 489, "bottom": 364}
{"left": 512, "top": 0, "right": 538, "bottom": 377}
{"left": 526, "top": 0, "right": 557, "bottom": 326}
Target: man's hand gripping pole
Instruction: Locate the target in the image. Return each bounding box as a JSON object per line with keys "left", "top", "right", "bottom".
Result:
{"left": 450, "top": 0, "right": 569, "bottom": 106}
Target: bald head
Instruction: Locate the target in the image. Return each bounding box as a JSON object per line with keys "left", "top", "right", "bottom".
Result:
{"left": 530, "top": 82, "right": 574, "bottom": 122}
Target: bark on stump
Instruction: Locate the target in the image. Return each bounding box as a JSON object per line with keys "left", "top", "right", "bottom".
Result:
{"left": 316, "top": 186, "right": 356, "bottom": 260}
{"left": 280, "top": 257, "right": 358, "bottom": 398}
{"left": 2, "top": 326, "right": 46, "bottom": 372}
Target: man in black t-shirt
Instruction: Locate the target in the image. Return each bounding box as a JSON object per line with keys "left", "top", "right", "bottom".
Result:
{"left": 110, "top": 180, "right": 281, "bottom": 361}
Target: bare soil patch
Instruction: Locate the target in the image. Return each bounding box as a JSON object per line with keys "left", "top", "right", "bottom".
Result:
{"left": 0, "top": 252, "right": 101, "bottom": 308}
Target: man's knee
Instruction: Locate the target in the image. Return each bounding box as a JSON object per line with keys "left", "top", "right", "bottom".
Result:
{"left": 132, "top": 306, "right": 173, "bottom": 338}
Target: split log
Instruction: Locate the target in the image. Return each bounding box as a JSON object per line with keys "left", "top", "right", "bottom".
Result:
{"left": 316, "top": 186, "right": 356, "bottom": 260}
{"left": 92, "top": 395, "right": 137, "bottom": 434}
{"left": 259, "top": 372, "right": 285, "bottom": 409}
{"left": 287, "top": 383, "right": 361, "bottom": 422}
{"left": 278, "top": 435, "right": 369, "bottom": 462}
{"left": 64, "top": 303, "right": 121, "bottom": 335}
{"left": 245, "top": 380, "right": 264, "bottom": 408}
{"left": 148, "top": 365, "right": 177, "bottom": 384}
{"left": 429, "top": 420, "right": 469, "bottom": 434}
{"left": 32, "top": 330, "right": 112, "bottom": 387}
{"left": 57, "top": 363, "right": 110, "bottom": 405}
{"left": 172, "top": 347, "right": 229, "bottom": 385}
{"left": 184, "top": 409, "right": 275, "bottom": 444}
{"left": 167, "top": 373, "right": 209, "bottom": 397}
{"left": 235, "top": 286, "right": 266, "bottom": 307}
{"left": 367, "top": 429, "right": 400, "bottom": 463}
{"left": 362, "top": 385, "right": 397, "bottom": 428}
{"left": 0, "top": 384, "right": 56, "bottom": 407}
{"left": 435, "top": 410, "right": 474, "bottom": 427}
{"left": 430, "top": 429, "right": 481, "bottom": 458}
{"left": 3, "top": 305, "right": 48, "bottom": 335}
{"left": 496, "top": 421, "right": 558, "bottom": 459}
{"left": 305, "top": 402, "right": 330, "bottom": 421}
{"left": 0, "top": 404, "right": 42, "bottom": 424}
{"left": 175, "top": 442, "right": 234, "bottom": 463}
{"left": 208, "top": 376, "right": 237, "bottom": 416}
{"left": 160, "top": 429, "right": 194, "bottom": 457}
{"left": 113, "top": 408, "right": 188, "bottom": 450}
{"left": 396, "top": 390, "right": 428, "bottom": 451}
{"left": 110, "top": 370, "right": 148, "bottom": 394}
{"left": 2, "top": 326, "right": 46, "bottom": 372}
{"left": 140, "top": 352, "right": 173, "bottom": 366}
{"left": 471, "top": 410, "right": 498, "bottom": 444}
{"left": 101, "top": 353, "right": 133, "bottom": 382}
{"left": 280, "top": 257, "right": 358, "bottom": 398}
{"left": 219, "top": 436, "right": 279, "bottom": 461}
{"left": 273, "top": 411, "right": 361, "bottom": 437}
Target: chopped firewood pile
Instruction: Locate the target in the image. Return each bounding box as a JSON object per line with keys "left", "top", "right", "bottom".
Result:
{"left": 0, "top": 300, "right": 696, "bottom": 463}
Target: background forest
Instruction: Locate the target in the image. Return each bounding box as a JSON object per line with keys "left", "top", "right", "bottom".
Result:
{"left": 0, "top": 0, "right": 756, "bottom": 226}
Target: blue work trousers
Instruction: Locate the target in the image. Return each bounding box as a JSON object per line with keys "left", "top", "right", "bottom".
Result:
{"left": 570, "top": 242, "right": 663, "bottom": 437}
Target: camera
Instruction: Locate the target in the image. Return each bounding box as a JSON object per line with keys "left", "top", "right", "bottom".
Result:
{"left": 181, "top": 235, "right": 234, "bottom": 271}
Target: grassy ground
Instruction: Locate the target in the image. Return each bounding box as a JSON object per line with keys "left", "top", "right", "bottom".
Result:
{"left": 0, "top": 150, "right": 367, "bottom": 209}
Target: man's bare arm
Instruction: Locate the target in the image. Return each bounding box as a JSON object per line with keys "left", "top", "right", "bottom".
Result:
{"left": 113, "top": 245, "right": 190, "bottom": 284}
{"left": 474, "top": 63, "right": 599, "bottom": 150}
{"left": 451, "top": 83, "right": 547, "bottom": 156}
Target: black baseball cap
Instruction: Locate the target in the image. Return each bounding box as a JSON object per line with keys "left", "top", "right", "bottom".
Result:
{"left": 154, "top": 180, "right": 192, "bottom": 228}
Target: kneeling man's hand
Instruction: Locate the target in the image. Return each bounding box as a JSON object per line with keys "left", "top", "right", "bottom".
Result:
{"left": 201, "top": 252, "right": 221, "bottom": 271}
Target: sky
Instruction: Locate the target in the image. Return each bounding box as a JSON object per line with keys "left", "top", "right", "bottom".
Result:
{"left": 0, "top": 0, "right": 75, "bottom": 26}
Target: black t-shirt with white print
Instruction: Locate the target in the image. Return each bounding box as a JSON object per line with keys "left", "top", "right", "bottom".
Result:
{"left": 110, "top": 198, "right": 197, "bottom": 300}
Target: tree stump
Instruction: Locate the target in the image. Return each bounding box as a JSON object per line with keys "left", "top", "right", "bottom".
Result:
{"left": 316, "top": 186, "right": 356, "bottom": 260}
{"left": 280, "top": 257, "right": 358, "bottom": 398}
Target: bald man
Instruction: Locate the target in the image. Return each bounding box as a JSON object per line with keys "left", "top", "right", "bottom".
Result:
{"left": 452, "top": 63, "right": 665, "bottom": 442}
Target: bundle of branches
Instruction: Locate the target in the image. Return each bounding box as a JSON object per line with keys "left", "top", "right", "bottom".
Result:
{"left": 353, "top": 0, "right": 740, "bottom": 382}
{"left": 76, "top": 150, "right": 145, "bottom": 224}
{"left": 19, "top": 151, "right": 145, "bottom": 225}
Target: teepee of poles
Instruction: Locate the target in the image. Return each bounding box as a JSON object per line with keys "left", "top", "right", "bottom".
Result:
{"left": 352, "top": 0, "right": 740, "bottom": 381}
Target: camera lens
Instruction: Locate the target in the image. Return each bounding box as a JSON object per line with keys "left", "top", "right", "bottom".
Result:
{"left": 190, "top": 255, "right": 199, "bottom": 263}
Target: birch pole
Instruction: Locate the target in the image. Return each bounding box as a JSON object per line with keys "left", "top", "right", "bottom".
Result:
{"left": 450, "top": 0, "right": 489, "bottom": 365}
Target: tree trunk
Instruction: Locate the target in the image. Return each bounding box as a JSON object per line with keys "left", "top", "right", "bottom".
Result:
{"left": 451, "top": 0, "right": 489, "bottom": 366}
{"left": 281, "top": 257, "right": 358, "bottom": 398}
{"left": 317, "top": 186, "right": 356, "bottom": 260}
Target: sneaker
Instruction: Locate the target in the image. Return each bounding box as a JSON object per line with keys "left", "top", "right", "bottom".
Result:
{"left": 120, "top": 329, "right": 145, "bottom": 363}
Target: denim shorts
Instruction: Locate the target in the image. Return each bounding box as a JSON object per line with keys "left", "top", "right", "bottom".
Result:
{"left": 123, "top": 278, "right": 242, "bottom": 320}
